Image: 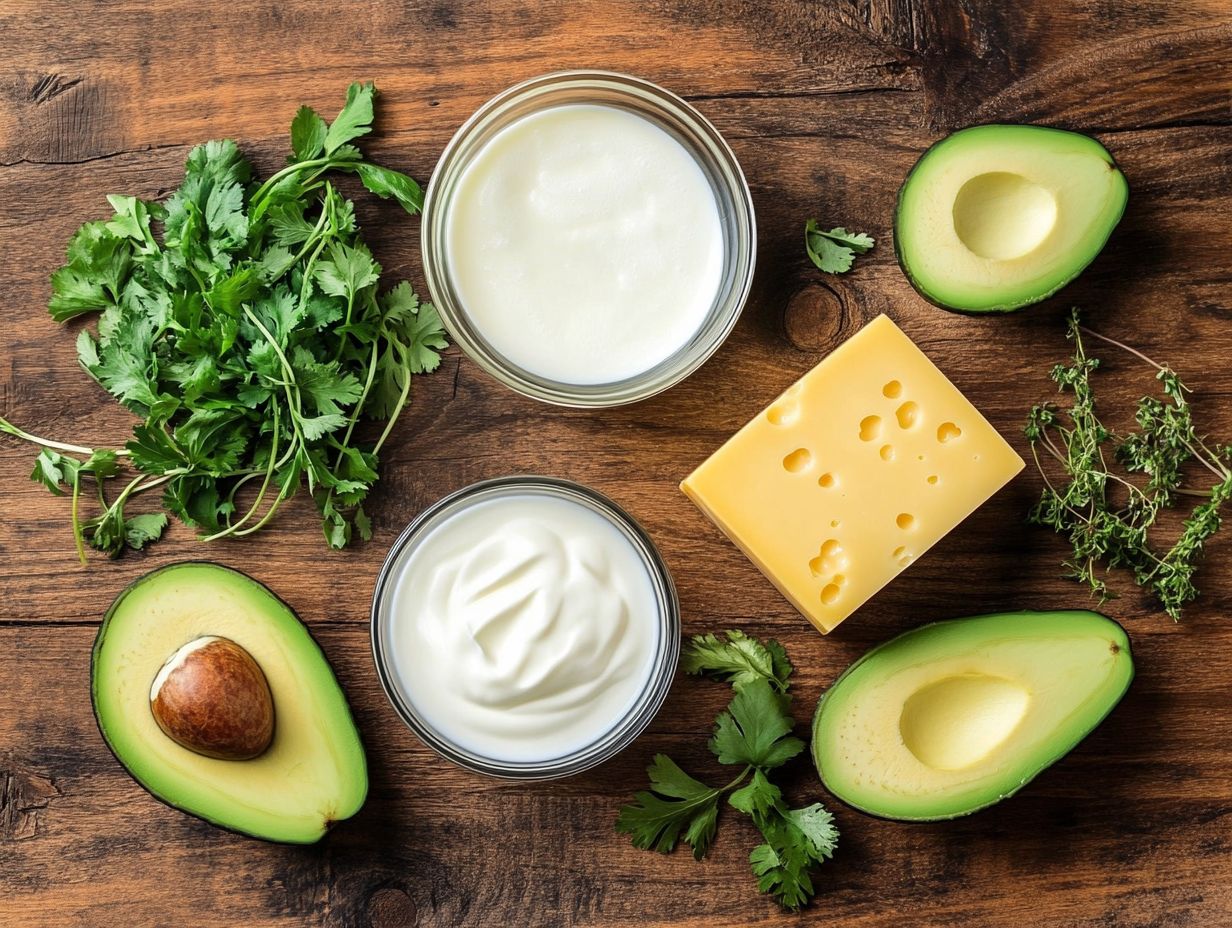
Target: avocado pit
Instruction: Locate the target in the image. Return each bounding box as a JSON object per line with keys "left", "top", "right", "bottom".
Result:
{"left": 150, "top": 636, "right": 275, "bottom": 760}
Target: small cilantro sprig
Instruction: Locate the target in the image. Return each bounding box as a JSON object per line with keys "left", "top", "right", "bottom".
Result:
{"left": 1026, "top": 309, "right": 1232, "bottom": 619}
{"left": 804, "top": 220, "right": 874, "bottom": 274}
{"left": 0, "top": 82, "right": 446, "bottom": 560}
{"left": 617, "top": 631, "right": 838, "bottom": 911}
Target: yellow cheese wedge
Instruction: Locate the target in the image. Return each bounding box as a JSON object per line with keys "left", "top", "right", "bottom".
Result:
{"left": 681, "top": 315, "right": 1024, "bottom": 634}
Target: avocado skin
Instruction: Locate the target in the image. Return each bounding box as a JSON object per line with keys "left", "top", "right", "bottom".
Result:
{"left": 91, "top": 561, "right": 368, "bottom": 844}
{"left": 811, "top": 609, "right": 1134, "bottom": 822}
{"left": 893, "top": 124, "right": 1130, "bottom": 314}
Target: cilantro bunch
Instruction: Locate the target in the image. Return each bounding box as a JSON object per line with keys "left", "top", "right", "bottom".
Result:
{"left": 616, "top": 631, "right": 838, "bottom": 910}
{"left": 1026, "top": 309, "right": 1232, "bottom": 619}
{"left": 0, "top": 82, "right": 447, "bottom": 560}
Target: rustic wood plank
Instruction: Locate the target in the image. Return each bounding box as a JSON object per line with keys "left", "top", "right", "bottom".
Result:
{"left": 1, "top": 0, "right": 1231, "bottom": 926}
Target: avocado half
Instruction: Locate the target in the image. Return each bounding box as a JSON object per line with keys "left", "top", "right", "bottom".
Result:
{"left": 92, "top": 562, "right": 368, "bottom": 843}
{"left": 894, "top": 125, "right": 1129, "bottom": 313}
{"left": 811, "top": 610, "right": 1133, "bottom": 821}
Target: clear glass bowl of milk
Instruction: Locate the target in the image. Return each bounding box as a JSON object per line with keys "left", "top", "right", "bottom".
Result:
{"left": 370, "top": 477, "right": 681, "bottom": 778}
{"left": 422, "top": 71, "right": 756, "bottom": 407}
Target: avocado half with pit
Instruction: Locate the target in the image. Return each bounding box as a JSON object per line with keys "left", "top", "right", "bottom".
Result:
{"left": 811, "top": 610, "right": 1133, "bottom": 821}
{"left": 92, "top": 562, "right": 367, "bottom": 843}
{"left": 895, "top": 125, "right": 1128, "bottom": 313}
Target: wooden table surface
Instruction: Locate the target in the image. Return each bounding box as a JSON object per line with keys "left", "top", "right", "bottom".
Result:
{"left": 2, "top": 2, "right": 1230, "bottom": 926}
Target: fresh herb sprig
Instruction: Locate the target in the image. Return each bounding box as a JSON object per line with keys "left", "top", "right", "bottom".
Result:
{"left": 804, "top": 220, "right": 874, "bottom": 274}
{"left": 0, "top": 82, "right": 447, "bottom": 560}
{"left": 1026, "top": 309, "right": 1232, "bottom": 619}
{"left": 617, "top": 630, "right": 838, "bottom": 911}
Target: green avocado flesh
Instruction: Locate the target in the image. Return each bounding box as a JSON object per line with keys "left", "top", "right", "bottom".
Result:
{"left": 895, "top": 125, "right": 1128, "bottom": 313}
{"left": 92, "top": 563, "right": 367, "bottom": 843}
{"left": 811, "top": 610, "right": 1133, "bottom": 821}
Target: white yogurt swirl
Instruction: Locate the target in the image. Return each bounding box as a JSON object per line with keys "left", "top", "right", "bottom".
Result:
{"left": 389, "top": 494, "right": 659, "bottom": 762}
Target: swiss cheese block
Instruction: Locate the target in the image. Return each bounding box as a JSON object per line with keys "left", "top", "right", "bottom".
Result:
{"left": 681, "top": 315, "right": 1024, "bottom": 634}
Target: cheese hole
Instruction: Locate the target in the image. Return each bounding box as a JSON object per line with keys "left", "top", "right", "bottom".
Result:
{"left": 892, "top": 545, "right": 913, "bottom": 566}
{"left": 882, "top": 380, "right": 902, "bottom": 399}
{"left": 818, "top": 472, "right": 836, "bottom": 488}
{"left": 809, "top": 539, "right": 846, "bottom": 576}
{"left": 927, "top": 474, "right": 939, "bottom": 485}
{"left": 830, "top": 519, "right": 840, "bottom": 528}
{"left": 821, "top": 583, "right": 841, "bottom": 605}
{"left": 895, "top": 401, "right": 920, "bottom": 429}
{"left": 859, "top": 415, "right": 882, "bottom": 442}
{"left": 879, "top": 444, "right": 895, "bottom": 461}
{"left": 782, "top": 448, "right": 812, "bottom": 473}
{"left": 833, "top": 573, "right": 847, "bottom": 587}
{"left": 767, "top": 401, "right": 799, "bottom": 426}
{"left": 896, "top": 513, "right": 916, "bottom": 531}
{"left": 937, "top": 422, "right": 962, "bottom": 443}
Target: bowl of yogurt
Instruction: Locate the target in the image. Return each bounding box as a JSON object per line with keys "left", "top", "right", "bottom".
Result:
{"left": 421, "top": 71, "right": 756, "bottom": 406}
{"left": 370, "top": 476, "right": 680, "bottom": 778}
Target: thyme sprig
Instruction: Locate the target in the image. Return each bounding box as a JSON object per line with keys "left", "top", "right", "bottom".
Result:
{"left": 1026, "top": 309, "right": 1232, "bottom": 620}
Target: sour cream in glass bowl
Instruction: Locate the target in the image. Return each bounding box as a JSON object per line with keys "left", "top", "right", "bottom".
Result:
{"left": 421, "top": 71, "right": 756, "bottom": 407}
{"left": 370, "top": 477, "right": 680, "bottom": 778}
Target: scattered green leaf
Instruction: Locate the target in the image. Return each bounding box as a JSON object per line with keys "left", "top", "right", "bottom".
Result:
{"left": 804, "top": 220, "right": 875, "bottom": 275}
{"left": 617, "top": 632, "right": 838, "bottom": 910}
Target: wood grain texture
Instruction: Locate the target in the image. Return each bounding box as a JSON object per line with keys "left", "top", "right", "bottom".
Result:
{"left": 1, "top": 1, "right": 1230, "bottom": 926}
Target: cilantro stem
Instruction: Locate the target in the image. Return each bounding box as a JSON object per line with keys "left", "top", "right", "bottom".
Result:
{"left": 271, "top": 207, "right": 331, "bottom": 279}
{"left": 249, "top": 157, "right": 333, "bottom": 216}
{"left": 372, "top": 341, "right": 412, "bottom": 456}
{"left": 316, "top": 336, "right": 382, "bottom": 521}
{"left": 242, "top": 305, "right": 306, "bottom": 433}
{"left": 0, "top": 416, "right": 124, "bottom": 457}
{"left": 231, "top": 479, "right": 295, "bottom": 537}
{"left": 202, "top": 405, "right": 283, "bottom": 541}
{"left": 70, "top": 472, "right": 86, "bottom": 565}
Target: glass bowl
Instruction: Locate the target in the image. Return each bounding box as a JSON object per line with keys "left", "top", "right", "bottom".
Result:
{"left": 370, "top": 476, "right": 681, "bottom": 779}
{"left": 421, "top": 70, "right": 756, "bottom": 407}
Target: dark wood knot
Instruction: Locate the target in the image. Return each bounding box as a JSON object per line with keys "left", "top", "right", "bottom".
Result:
{"left": 783, "top": 283, "right": 845, "bottom": 352}
{"left": 367, "top": 887, "right": 417, "bottom": 928}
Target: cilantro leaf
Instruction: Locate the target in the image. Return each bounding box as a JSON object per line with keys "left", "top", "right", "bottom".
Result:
{"left": 314, "top": 241, "right": 380, "bottom": 301}
{"left": 684, "top": 629, "right": 792, "bottom": 692}
{"left": 354, "top": 161, "right": 424, "bottom": 215}
{"left": 323, "top": 81, "right": 376, "bottom": 155}
{"left": 729, "top": 769, "right": 782, "bottom": 818}
{"left": 710, "top": 678, "right": 804, "bottom": 769}
{"left": 290, "top": 105, "right": 328, "bottom": 161}
{"left": 30, "top": 449, "right": 69, "bottom": 495}
{"left": 749, "top": 805, "right": 839, "bottom": 911}
{"left": 104, "top": 195, "right": 159, "bottom": 251}
{"left": 267, "top": 200, "right": 317, "bottom": 247}
{"left": 403, "top": 302, "right": 448, "bottom": 374}
{"left": 124, "top": 512, "right": 168, "bottom": 549}
{"left": 616, "top": 632, "right": 837, "bottom": 910}
{"left": 785, "top": 803, "right": 840, "bottom": 860}
{"left": 615, "top": 754, "right": 724, "bottom": 859}
{"left": 804, "top": 219, "right": 875, "bottom": 275}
